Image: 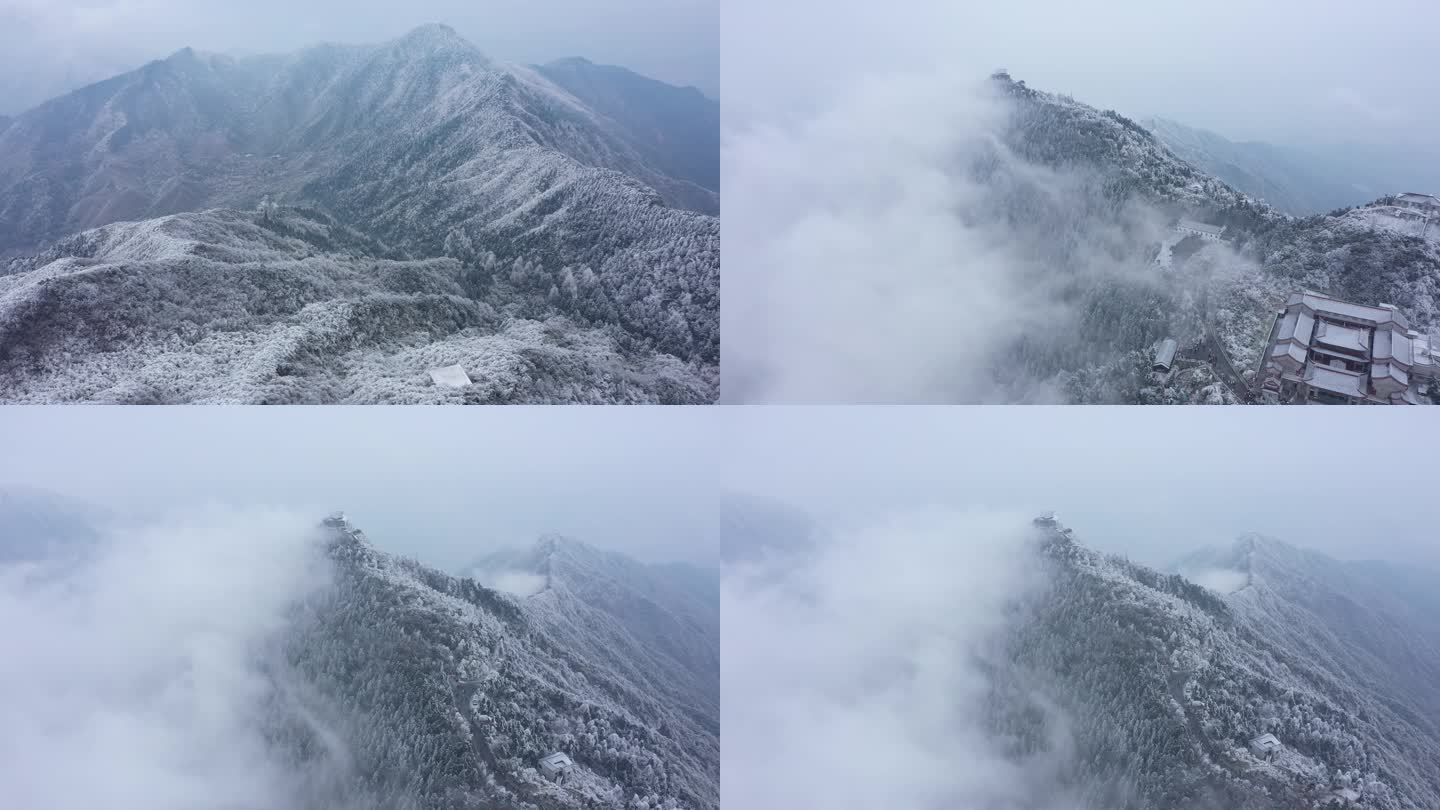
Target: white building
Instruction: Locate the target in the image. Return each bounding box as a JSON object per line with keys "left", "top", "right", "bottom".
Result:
{"left": 1175, "top": 218, "right": 1226, "bottom": 241}
{"left": 1394, "top": 192, "right": 1440, "bottom": 212}
{"left": 1152, "top": 338, "right": 1178, "bottom": 373}
{"left": 1259, "top": 290, "right": 1440, "bottom": 404}
{"left": 1249, "top": 733, "right": 1282, "bottom": 761}
{"left": 428, "top": 364, "right": 473, "bottom": 388}
{"left": 539, "top": 752, "right": 573, "bottom": 781}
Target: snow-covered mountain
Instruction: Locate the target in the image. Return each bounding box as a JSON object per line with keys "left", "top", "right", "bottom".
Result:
{"left": 997, "top": 519, "right": 1440, "bottom": 809}
{"left": 977, "top": 73, "right": 1440, "bottom": 404}
{"left": 534, "top": 58, "right": 719, "bottom": 208}
{"left": 721, "top": 497, "right": 1440, "bottom": 809}
{"left": 279, "top": 517, "right": 719, "bottom": 809}
{"left": 0, "top": 25, "right": 718, "bottom": 403}
{"left": 467, "top": 536, "right": 719, "bottom": 731}
{"left": 1143, "top": 118, "right": 1381, "bottom": 216}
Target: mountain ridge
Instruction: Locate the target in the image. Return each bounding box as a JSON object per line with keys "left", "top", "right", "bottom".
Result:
{"left": 1009, "top": 518, "right": 1440, "bottom": 808}
{"left": 278, "top": 514, "right": 720, "bottom": 809}
{"left": 0, "top": 25, "right": 719, "bottom": 403}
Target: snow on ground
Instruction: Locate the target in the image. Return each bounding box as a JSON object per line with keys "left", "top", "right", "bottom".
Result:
{"left": 1342, "top": 205, "right": 1440, "bottom": 245}
{"left": 0, "top": 312, "right": 714, "bottom": 405}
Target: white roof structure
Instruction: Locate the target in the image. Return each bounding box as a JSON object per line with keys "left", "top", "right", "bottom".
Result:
{"left": 539, "top": 752, "right": 573, "bottom": 779}
{"left": 1304, "top": 364, "right": 1366, "bottom": 398}
{"left": 1152, "top": 338, "right": 1177, "bottom": 370}
{"left": 1396, "top": 192, "right": 1439, "bottom": 206}
{"left": 1314, "top": 321, "right": 1368, "bottom": 353}
{"left": 1176, "top": 218, "right": 1226, "bottom": 236}
{"left": 1291, "top": 290, "right": 1406, "bottom": 328}
{"left": 428, "top": 364, "right": 472, "bottom": 388}
{"left": 1249, "top": 733, "right": 1282, "bottom": 756}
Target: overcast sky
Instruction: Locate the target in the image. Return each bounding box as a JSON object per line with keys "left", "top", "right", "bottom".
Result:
{"left": 723, "top": 407, "right": 1440, "bottom": 570}
{"left": 725, "top": 0, "right": 1439, "bottom": 160}
{"left": 0, "top": 0, "right": 716, "bottom": 115}
{"left": 0, "top": 407, "right": 716, "bottom": 570}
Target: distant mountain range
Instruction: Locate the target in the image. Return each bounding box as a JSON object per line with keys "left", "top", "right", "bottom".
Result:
{"left": 1142, "top": 118, "right": 1383, "bottom": 216}
{"left": 0, "top": 25, "right": 718, "bottom": 403}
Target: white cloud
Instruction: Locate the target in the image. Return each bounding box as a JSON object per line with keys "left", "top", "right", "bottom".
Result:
{"left": 1185, "top": 567, "right": 1249, "bottom": 594}
{"left": 722, "top": 508, "right": 1078, "bottom": 809}
{"left": 721, "top": 66, "right": 1172, "bottom": 403}
{"left": 478, "top": 570, "right": 547, "bottom": 598}
{"left": 0, "top": 506, "right": 331, "bottom": 810}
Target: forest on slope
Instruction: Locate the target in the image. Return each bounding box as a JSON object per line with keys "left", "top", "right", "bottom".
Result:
{"left": 0, "top": 25, "right": 718, "bottom": 403}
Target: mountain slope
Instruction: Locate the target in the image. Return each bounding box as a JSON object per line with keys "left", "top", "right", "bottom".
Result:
{"left": 0, "top": 25, "right": 719, "bottom": 402}
{"left": 979, "top": 73, "right": 1440, "bottom": 404}
{"left": 1144, "top": 118, "right": 1377, "bottom": 216}
{"left": 0, "top": 206, "right": 712, "bottom": 403}
{"left": 276, "top": 517, "right": 719, "bottom": 809}
{"left": 536, "top": 58, "right": 719, "bottom": 203}
{"left": 1175, "top": 536, "right": 1440, "bottom": 735}
{"left": 467, "top": 536, "right": 720, "bottom": 730}
{"left": 997, "top": 519, "right": 1440, "bottom": 809}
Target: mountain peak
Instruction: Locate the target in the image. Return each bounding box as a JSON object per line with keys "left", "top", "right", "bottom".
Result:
{"left": 393, "top": 23, "right": 475, "bottom": 52}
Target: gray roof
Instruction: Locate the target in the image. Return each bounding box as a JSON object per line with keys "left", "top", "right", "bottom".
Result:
{"left": 1314, "top": 321, "right": 1368, "bottom": 353}
{"left": 1291, "top": 291, "right": 1406, "bottom": 329}
{"left": 1373, "top": 362, "right": 1409, "bottom": 386}
{"left": 1153, "top": 338, "right": 1177, "bottom": 368}
{"left": 1397, "top": 192, "right": 1439, "bottom": 204}
{"left": 1304, "top": 365, "right": 1366, "bottom": 398}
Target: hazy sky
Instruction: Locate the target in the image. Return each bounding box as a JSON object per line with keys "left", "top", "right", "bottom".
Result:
{"left": 722, "top": 406, "right": 1440, "bottom": 570}
{"left": 0, "top": 0, "right": 717, "bottom": 115}
{"left": 0, "top": 407, "right": 716, "bottom": 570}
{"left": 725, "top": 0, "right": 1439, "bottom": 158}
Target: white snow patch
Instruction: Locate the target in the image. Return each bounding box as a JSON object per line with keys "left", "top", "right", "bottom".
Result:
{"left": 428, "top": 363, "right": 473, "bottom": 388}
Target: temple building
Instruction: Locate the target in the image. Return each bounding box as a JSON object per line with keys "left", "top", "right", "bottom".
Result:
{"left": 1259, "top": 290, "right": 1439, "bottom": 404}
{"left": 1175, "top": 218, "right": 1226, "bottom": 241}
{"left": 1394, "top": 192, "right": 1440, "bottom": 212}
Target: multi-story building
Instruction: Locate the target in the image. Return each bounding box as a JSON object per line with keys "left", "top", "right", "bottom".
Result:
{"left": 1259, "top": 291, "right": 1439, "bottom": 404}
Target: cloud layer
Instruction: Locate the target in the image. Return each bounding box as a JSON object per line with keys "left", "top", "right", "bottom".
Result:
{"left": 0, "top": 507, "right": 331, "bottom": 810}
{"left": 722, "top": 508, "right": 1076, "bottom": 809}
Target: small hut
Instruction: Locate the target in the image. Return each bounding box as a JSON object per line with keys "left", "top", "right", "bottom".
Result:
{"left": 1152, "top": 338, "right": 1178, "bottom": 373}
{"left": 428, "top": 364, "right": 472, "bottom": 388}
{"left": 539, "top": 752, "right": 573, "bottom": 781}
{"left": 1248, "top": 733, "right": 1281, "bottom": 761}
